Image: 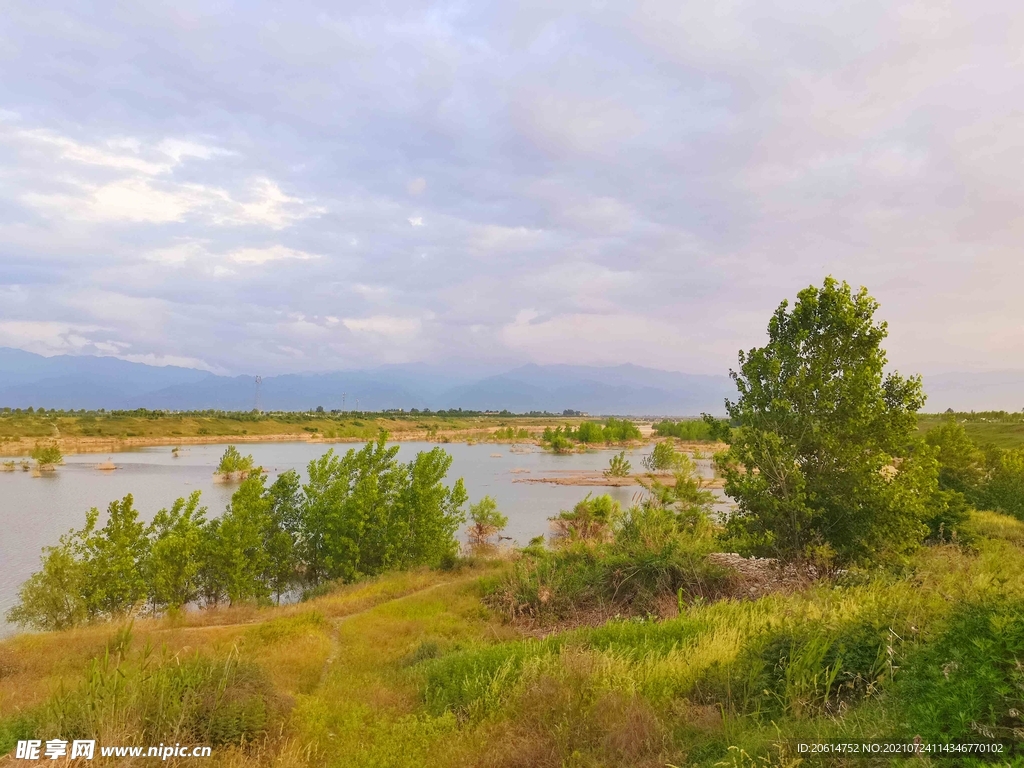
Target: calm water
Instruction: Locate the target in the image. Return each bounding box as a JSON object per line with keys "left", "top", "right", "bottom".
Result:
{"left": 1, "top": 441, "right": 727, "bottom": 633}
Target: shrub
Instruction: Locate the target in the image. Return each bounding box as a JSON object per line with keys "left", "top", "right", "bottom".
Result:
{"left": 492, "top": 496, "right": 725, "bottom": 623}
{"left": 983, "top": 448, "right": 1024, "bottom": 520}
{"left": 551, "top": 495, "right": 621, "bottom": 544}
{"left": 642, "top": 441, "right": 680, "bottom": 472}
{"left": 654, "top": 420, "right": 712, "bottom": 440}
{"left": 897, "top": 600, "right": 1024, "bottom": 742}
{"left": 466, "top": 496, "right": 509, "bottom": 549}
{"left": 216, "top": 445, "right": 255, "bottom": 474}
{"left": 31, "top": 443, "right": 63, "bottom": 467}
{"left": 604, "top": 451, "right": 632, "bottom": 477}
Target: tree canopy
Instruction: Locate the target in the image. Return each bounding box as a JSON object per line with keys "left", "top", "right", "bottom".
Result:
{"left": 715, "top": 277, "right": 938, "bottom": 566}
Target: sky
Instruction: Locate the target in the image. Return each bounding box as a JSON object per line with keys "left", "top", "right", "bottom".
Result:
{"left": 1, "top": 1, "right": 1022, "bottom": 377}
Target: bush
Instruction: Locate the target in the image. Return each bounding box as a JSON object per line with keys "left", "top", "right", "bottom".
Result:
{"left": 604, "top": 451, "right": 632, "bottom": 477}
{"left": 654, "top": 420, "right": 712, "bottom": 440}
{"left": 216, "top": 445, "right": 255, "bottom": 474}
{"left": 983, "top": 448, "right": 1024, "bottom": 520}
{"left": 31, "top": 444, "right": 63, "bottom": 467}
{"left": 642, "top": 442, "right": 680, "bottom": 472}
{"left": 492, "top": 497, "right": 725, "bottom": 623}
{"left": 897, "top": 600, "right": 1024, "bottom": 742}
{"left": 551, "top": 495, "right": 621, "bottom": 544}
{"left": 466, "top": 496, "right": 508, "bottom": 548}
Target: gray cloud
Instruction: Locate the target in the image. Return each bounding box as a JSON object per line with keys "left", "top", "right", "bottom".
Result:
{"left": 1, "top": 0, "right": 1022, "bottom": 376}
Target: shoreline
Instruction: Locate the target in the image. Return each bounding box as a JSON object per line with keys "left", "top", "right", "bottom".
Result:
{"left": 0, "top": 430, "right": 528, "bottom": 456}
{"left": 513, "top": 470, "right": 726, "bottom": 488}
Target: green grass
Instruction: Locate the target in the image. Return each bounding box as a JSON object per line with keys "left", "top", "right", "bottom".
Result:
{"left": 4, "top": 515, "right": 1024, "bottom": 767}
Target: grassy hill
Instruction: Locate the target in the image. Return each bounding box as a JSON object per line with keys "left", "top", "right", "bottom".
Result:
{"left": 3, "top": 510, "right": 1024, "bottom": 767}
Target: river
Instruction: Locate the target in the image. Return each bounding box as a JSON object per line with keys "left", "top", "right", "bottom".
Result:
{"left": 0, "top": 440, "right": 728, "bottom": 633}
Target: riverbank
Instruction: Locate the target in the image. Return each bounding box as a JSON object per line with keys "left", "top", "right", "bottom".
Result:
{"left": 512, "top": 469, "right": 726, "bottom": 488}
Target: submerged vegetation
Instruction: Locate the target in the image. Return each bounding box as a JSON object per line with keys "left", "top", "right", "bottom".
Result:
{"left": 4, "top": 278, "right": 1024, "bottom": 766}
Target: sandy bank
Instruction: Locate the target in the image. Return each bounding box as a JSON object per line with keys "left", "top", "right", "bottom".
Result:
{"left": 513, "top": 470, "right": 725, "bottom": 488}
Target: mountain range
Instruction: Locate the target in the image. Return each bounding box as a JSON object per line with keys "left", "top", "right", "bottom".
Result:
{"left": 0, "top": 348, "right": 1020, "bottom": 414}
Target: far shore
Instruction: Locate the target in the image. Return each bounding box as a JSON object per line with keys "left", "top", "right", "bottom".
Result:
{"left": 513, "top": 470, "right": 726, "bottom": 488}
{"left": 0, "top": 430, "right": 533, "bottom": 456}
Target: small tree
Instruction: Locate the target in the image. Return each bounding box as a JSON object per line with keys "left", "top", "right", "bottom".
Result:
{"left": 466, "top": 496, "right": 509, "bottom": 549}
{"left": 984, "top": 448, "right": 1024, "bottom": 520}
{"left": 80, "top": 495, "right": 151, "bottom": 618}
{"left": 202, "top": 474, "right": 275, "bottom": 605}
{"left": 551, "top": 494, "right": 621, "bottom": 543}
{"left": 31, "top": 443, "right": 63, "bottom": 470}
{"left": 642, "top": 441, "right": 680, "bottom": 472}
{"left": 925, "top": 419, "right": 987, "bottom": 500}
{"left": 148, "top": 491, "right": 208, "bottom": 611}
{"left": 604, "top": 451, "right": 632, "bottom": 477}
{"left": 216, "top": 445, "right": 255, "bottom": 476}
{"left": 646, "top": 452, "right": 717, "bottom": 532}
{"left": 5, "top": 536, "right": 86, "bottom": 630}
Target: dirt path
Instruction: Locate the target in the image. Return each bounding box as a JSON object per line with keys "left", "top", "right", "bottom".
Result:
{"left": 315, "top": 576, "right": 476, "bottom": 684}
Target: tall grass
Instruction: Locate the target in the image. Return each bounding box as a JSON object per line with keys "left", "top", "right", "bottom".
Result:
{"left": 0, "top": 625, "right": 280, "bottom": 756}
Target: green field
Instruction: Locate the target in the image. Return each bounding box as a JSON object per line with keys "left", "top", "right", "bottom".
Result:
{"left": 918, "top": 411, "right": 1024, "bottom": 449}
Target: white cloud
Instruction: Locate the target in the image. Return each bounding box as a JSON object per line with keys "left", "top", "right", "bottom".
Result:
{"left": 227, "top": 245, "right": 320, "bottom": 264}
{"left": 408, "top": 216, "right": 424, "bottom": 226}
{"left": 0, "top": 320, "right": 107, "bottom": 356}
{"left": 342, "top": 315, "right": 422, "bottom": 338}
{"left": 4, "top": 124, "right": 321, "bottom": 228}
{"left": 22, "top": 175, "right": 323, "bottom": 228}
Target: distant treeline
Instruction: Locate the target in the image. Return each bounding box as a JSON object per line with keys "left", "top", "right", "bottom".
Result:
{"left": 541, "top": 418, "right": 642, "bottom": 452}
{"left": 932, "top": 410, "right": 1024, "bottom": 422}
{"left": 653, "top": 419, "right": 714, "bottom": 440}
{"left": 6, "top": 434, "right": 468, "bottom": 631}
{"left": 2, "top": 407, "right": 588, "bottom": 418}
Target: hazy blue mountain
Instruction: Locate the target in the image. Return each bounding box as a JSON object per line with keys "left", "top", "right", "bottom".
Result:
{"left": 2, "top": 348, "right": 1019, "bottom": 415}
{"left": 439, "top": 365, "right": 733, "bottom": 415}
{"left": 0, "top": 348, "right": 213, "bottom": 409}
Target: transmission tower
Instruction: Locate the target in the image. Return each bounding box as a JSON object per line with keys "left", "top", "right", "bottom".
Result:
{"left": 342, "top": 392, "right": 346, "bottom": 411}
{"left": 254, "top": 375, "right": 263, "bottom": 413}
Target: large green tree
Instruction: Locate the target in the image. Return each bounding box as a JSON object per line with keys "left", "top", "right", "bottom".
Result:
{"left": 716, "top": 278, "right": 938, "bottom": 565}
{"left": 79, "top": 495, "right": 151, "bottom": 617}
{"left": 299, "top": 432, "right": 467, "bottom": 583}
{"left": 201, "top": 475, "right": 277, "bottom": 605}
{"left": 147, "top": 491, "right": 208, "bottom": 611}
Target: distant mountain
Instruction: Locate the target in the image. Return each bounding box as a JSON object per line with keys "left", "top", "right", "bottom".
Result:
{"left": 2, "top": 348, "right": 1018, "bottom": 415}
{"left": 0, "top": 348, "right": 213, "bottom": 409}
{"left": 439, "top": 365, "right": 732, "bottom": 415}
{"left": 0, "top": 349, "right": 731, "bottom": 415}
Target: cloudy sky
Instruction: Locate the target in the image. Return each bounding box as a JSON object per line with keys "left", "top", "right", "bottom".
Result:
{"left": 1, "top": 1, "right": 1021, "bottom": 377}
